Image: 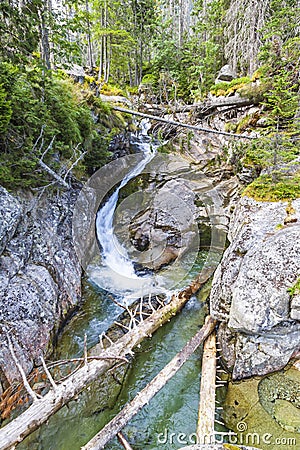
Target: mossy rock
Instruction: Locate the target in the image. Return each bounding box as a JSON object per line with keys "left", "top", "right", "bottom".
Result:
{"left": 223, "top": 367, "right": 300, "bottom": 450}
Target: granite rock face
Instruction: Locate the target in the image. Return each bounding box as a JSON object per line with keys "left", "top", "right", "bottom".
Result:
{"left": 210, "top": 196, "right": 300, "bottom": 379}
{"left": 114, "top": 154, "right": 237, "bottom": 271}
{"left": 0, "top": 187, "right": 23, "bottom": 256}
{"left": 0, "top": 188, "right": 82, "bottom": 387}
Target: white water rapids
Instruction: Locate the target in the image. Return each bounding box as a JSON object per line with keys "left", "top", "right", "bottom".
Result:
{"left": 95, "top": 121, "right": 154, "bottom": 279}
{"left": 90, "top": 120, "right": 163, "bottom": 299}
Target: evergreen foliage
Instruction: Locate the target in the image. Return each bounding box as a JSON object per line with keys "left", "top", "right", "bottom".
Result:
{"left": 0, "top": 0, "right": 299, "bottom": 194}
{"left": 0, "top": 62, "right": 122, "bottom": 188}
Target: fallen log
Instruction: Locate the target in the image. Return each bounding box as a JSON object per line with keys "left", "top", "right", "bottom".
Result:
{"left": 81, "top": 316, "right": 217, "bottom": 450}
{"left": 112, "top": 106, "right": 255, "bottom": 140}
{"left": 0, "top": 271, "right": 210, "bottom": 450}
{"left": 197, "top": 331, "right": 217, "bottom": 444}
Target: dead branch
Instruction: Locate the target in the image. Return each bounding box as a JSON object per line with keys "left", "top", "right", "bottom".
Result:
{"left": 40, "top": 135, "right": 56, "bottom": 161}
{"left": 63, "top": 150, "right": 87, "bottom": 181}
{"left": 37, "top": 159, "right": 70, "bottom": 188}
{"left": 0, "top": 274, "right": 210, "bottom": 450}
{"left": 81, "top": 316, "right": 217, "bottom": 450}
{"left": 6, "top": 333, "right": 39, "bottom": 403}
{"left": 112, "top": 106, "right": 255, "bottom": 140}
{"left": 117, "top": 432, "right": 134, "bottom": 450}
{"left": 139, "top": 97, "right": 258, "bottom": 116}
{"left": 40, "top": 356, "right": 57, "bottom": 391}
{"left": 32, "top": 125, "right": 46, "bottom": 153}
{"left": 84, "top": 334, "right": 88, "bottom": 367}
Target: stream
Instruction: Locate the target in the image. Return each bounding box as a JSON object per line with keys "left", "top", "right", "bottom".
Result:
{"left": 19, "top": 122, "right": 226, "bottom": 450}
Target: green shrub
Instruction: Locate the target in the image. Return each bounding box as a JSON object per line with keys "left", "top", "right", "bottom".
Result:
{"left": 0, "top": 63, "right": 125, "bottom": 189}
{"left": 0, "top": 84, "right": 11, "bottom": 134}
{"left": 243, "top": 172, "right": 300, "bottom": 201}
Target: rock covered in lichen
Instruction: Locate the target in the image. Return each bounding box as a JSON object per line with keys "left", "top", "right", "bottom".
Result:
{"left": 211, "top": 196, "right": 300, "bottom": 379}
{"left": 0, "top": 188, "right": 82, "bottom": 387}
{"left": 0, "top": 187, "right": 22, "bottom": 256}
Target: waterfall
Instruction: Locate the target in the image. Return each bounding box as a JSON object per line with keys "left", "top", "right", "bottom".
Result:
{"left": 93, "top": 120, "right": 156, "bottom": 295}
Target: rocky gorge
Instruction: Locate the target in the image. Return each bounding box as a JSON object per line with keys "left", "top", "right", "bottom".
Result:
{"left": 0, "top": 96, "right": 299, "bottom": 449}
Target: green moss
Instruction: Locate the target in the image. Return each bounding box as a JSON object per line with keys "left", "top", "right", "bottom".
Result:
{"left": 243, "top": 172, "right": 300, "bottom": 201}
{"left": 225, "top": 122, "right": 238, "bottom": 133}
{"left": 100, "top": 82, "right": 125, "bottom": 96}
{"left": 210, "top": 76, "right": 251, "bottom": 96}
{"left": 275, "top": 223, "right": 284, "bottom": 230}
{"left": 141, "top": 73, "right": 157, "bottom": 85}
{"left": 223, "top": 445, "right": 242, "bottom": 450}
{"left": 288, "top": 278, "right": 300, "bottom": 297}
{"left": 126, "top": 85, "right": 139, "bottom": 95}
{"left": 236, "top": 115, "right": 256, "bottom": 133}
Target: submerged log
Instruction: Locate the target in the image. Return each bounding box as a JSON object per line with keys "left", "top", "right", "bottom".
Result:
{"left": 0, "top": 271, "right": 210, "bottom": 450}
{"left": 81, "top": 316, "right": 217, "bottom": 450}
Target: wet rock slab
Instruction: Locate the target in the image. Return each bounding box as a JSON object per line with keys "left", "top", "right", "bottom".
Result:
{"left": 223, "top": 365, "right": 300, "bottom": 450}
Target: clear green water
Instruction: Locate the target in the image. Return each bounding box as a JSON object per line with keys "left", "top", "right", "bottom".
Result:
{"left": 19, "top": 268, "right": 226, "bottom": 450}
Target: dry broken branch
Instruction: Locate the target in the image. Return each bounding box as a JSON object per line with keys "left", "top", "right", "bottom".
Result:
{"left": 6, "top": 333, "right": 39, "bottom": 403}
{"left": 40, "top": 356, "right": 57, "bottom": 391}
{"left": 117, "top": 432, "right": 134, "bottom": 450}
{"left": 37, "top": 159, "right": 70, "bottom": 188}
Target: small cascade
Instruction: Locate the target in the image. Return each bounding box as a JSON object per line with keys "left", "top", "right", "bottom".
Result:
{"left": 92, "top": 120, "right": 158, "bottom": 298}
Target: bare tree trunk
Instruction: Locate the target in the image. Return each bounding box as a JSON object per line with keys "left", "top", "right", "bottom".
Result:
{"left": 98, "top": 6, "right": 105, "bottom": 83}
{"left": 103, "top": 0, "right": 108, "bottom": 81}
{"left": 85, "top": 0, "right": 94, "bottom": 68}
{"left": 38, "top": 4, "right": 51, "bottom": 70}
{"left": 105, "top": 35, "right": 111, "bottom": 82}
{"left": 128, "top": 56, "right": 133, "bottom": 87}
{"left": 111, "top": 106, "right": 255, "bottom": 139}
{"left": 178, "top": 0, "right": 184, "bottom": 48}
{"left": 82, "top": 317, "right": 217, "bottom": 450}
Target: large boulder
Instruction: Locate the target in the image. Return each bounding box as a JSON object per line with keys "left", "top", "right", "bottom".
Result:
{"left": 211, "top": 196, "right": 300, "bottom": 379}
{"left": 215, "top": 64, "right": 237, "bottom": 83}
{"left": 113, "top": 153, "right": 234, "bottom": 272}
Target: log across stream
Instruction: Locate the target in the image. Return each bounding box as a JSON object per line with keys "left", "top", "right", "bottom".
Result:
{"left": 17, "top": 280, "right": 226, "bottom": 450}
